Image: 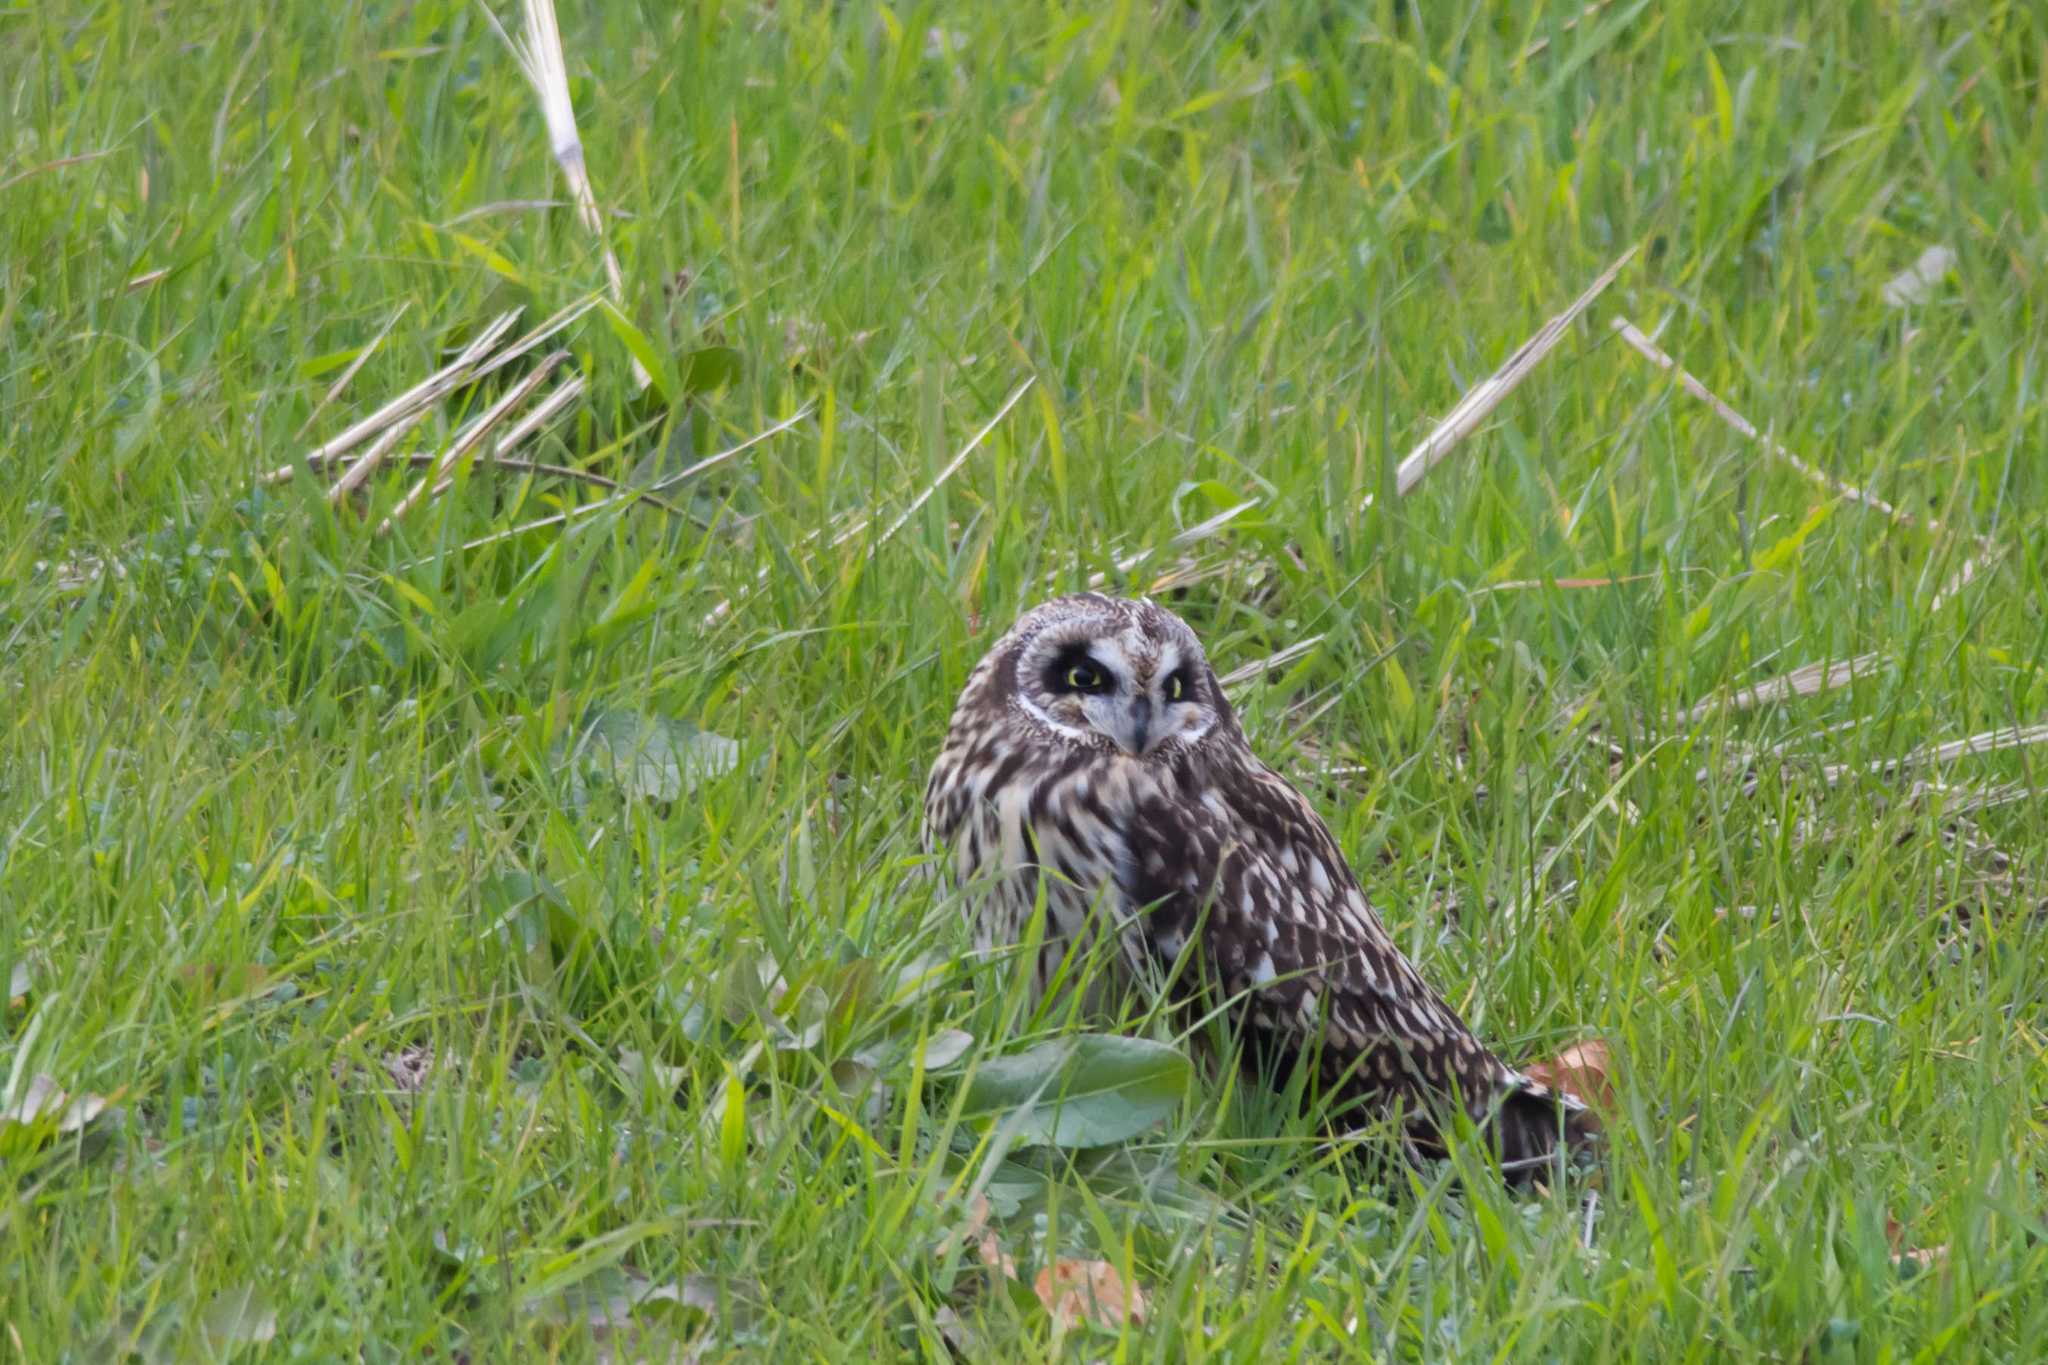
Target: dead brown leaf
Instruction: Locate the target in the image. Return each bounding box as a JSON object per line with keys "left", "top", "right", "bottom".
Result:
{"left": 939, "top": 1192, "right": 1149, "bottom": 1335}
{"left": 1885, "top": 1213, "right": 1951, "bottom": 1274}
{"left": 1033, "top": 1258, "right": 1147, "bottom": 1333}
{"left": 958, "top": 1194, "right": 1017, "bottom": 1280}
{"left": 173, "top": 962, "right": 273, "bottom": 1003}
{"left": 1524, "top": 1039, "right": 1616, "bottom": 1113}
{"left": 0, "top": 1074, "right": 117, "bottom": 1134}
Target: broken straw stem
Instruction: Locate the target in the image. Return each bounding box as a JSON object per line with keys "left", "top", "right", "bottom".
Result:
{"left": 1390, "top": 244, "right": 1638, "bottom": 499}
{"left": 376, "top": 349, "right": 571, "bottom": 534}
{"left": 1608, "top": 317, "right": 1979, "bottom": 544}
{"left": 260, "top": 308, "right": 523, "bottom": 485}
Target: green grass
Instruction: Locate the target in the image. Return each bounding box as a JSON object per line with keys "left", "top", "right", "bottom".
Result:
{"left": 5, "top": 0, "right": 2048, "bottom": 1357}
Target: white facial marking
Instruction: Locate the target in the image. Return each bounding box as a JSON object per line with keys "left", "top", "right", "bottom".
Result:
{"left": 1016, "top": 693, "right": 1093, "bottom": 744}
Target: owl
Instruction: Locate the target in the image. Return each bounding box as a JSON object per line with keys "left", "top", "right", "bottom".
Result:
{"left": 923, "top": 593, "right": 1593, "bottom": 1181}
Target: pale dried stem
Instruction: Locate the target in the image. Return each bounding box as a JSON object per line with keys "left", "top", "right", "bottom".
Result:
{"left": 1609, "top": 318, "right": 1982, "bottom": 544}
{"left": 486, "top": 373, "right": 588, "bottom": 462}
{"left": 261, "top": 308, "right": 522, "bottom": 484}
{"left": 1930, "top": 545, "right": 2001, "bottom": 611}
{"left": 328, "top": 404, "right": 434, "bottom": 504}
{"left": 479, "top": 0, "right": 644, "bottom": 387}
{"left": 1904, "top": 779, "right": 2032, "bottom": 817}
{"left": 297, "top": 301, "right": 411, "bottom": 439}
{"left": 645, "top": 404, "right": 815, "bottom": 497}
{"left": 1680, "top": 651, "right": 1882, "bottom": 727}
{"left": 461, "top": 293, "right": 600, "bottom": 384}
{"left": 0, "top": 147, "right": 116, "bottom": 192}
{"left": 1709, "top": 714, "right": 1869, "bottom": 796}
{"left": 442, "top": 198, "right": 599, "bottom": 226}
{"left": 870, "top": 378, "right": 1036, "bottom": 555}
{"left": 1172, "top": 499, "right": 1260, "bottom": 546}
{"left": 265, "top": 295, "right": 596, "bottom": 488}
{"left": 704, "top": 382, "right": 1023, "bottom": 630}
{"left": 330, "top": 440, "right": 675, "bottom": 511}
{"left": 702, "top": 508, "right": 867, "bottom": 628}
{"left": 827, "top": 512, "right": 873, "bottom": 551}
{"left": 468, "top": 404, "right": 814, "bottom": 555}
{"left": 316, "top": 376, "right": 586, "bottom": 502}
{"left": 1138, "top": 554, "right": 1236, "bottom": 594}
{"left": 1219, "top": 636, "right": 1326, "bottom": 690}
{"left": 377, "top": 350, "right": 571, "bottom": 534}
{"left": 1825, "top": 722, "right": 2048, "bottom": 785}
{"left": 1389, "top": 245, "right": 1637, "bottom": 500}
{"left": 1070, "top": 500, "right": 1262, "bottom": 593}
{"left": 429, "top": 372, "right": 587, "bottom": 499}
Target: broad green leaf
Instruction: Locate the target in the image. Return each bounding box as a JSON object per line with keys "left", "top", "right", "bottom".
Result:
{"left": 962, "top": 1035, "right": 1189, "bottom": 1149}
{"left": 295, "top": 346, "right": 362, "bottom": 380}
{"left": 599, "top": 300, "right": 676, "bottom": 404}
{"left": 680, "top": 345, "right": 743, "bottom": 395}
{"left": 919, "top": 1028, "right": 975, "bottom": 1071}
{"left": 1754, "top": 502, "right": 1831, "bottom": 574}
{"left": 572, "top": 710, "right": 739, "bottom": 802}
{"left": 199, "top": 1284, "right": 277, "bottom": 1351}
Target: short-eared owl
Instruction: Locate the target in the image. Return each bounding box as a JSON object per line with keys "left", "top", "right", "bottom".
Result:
{"left": 923, "top": 593, "right": 1590, "bottom": 1180}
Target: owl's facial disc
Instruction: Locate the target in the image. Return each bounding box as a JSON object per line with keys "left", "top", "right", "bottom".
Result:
{"left": 1022, "top": 624, "right": 1212, "bottom": 757}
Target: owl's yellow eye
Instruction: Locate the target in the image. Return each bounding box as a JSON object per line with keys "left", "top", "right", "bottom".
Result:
{"left": 1064, "top": 663, "right": 1103, "bottom": 691}
{"left": 1166, "top": 671, "right": 1188, "bottom": 702}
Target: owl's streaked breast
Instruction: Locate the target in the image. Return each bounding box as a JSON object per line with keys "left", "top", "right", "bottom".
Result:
{"left": 938, "top": 743, "right": 1174, "bottom": 1003}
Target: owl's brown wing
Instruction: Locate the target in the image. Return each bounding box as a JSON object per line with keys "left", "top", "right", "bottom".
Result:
{"left": 1120, "top": 751, "right": 1589, "bottom": 1180}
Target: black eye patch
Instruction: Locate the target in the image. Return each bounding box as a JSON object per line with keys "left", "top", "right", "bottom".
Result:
{"left": 1046, "top": 647, "right": 1112, "bottom": 694}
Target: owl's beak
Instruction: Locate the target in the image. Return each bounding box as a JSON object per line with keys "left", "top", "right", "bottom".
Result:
{"left": 1108, "top": 698, "right": 1156, "bottom": 756}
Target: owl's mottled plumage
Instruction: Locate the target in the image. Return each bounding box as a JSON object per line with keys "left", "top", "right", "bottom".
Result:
{"left": 924, "top": 593, "right": 1591, "bottom": 1181}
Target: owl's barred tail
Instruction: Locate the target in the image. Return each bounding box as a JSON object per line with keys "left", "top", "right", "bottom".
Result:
{"left": 1486, "top": 1080, "right": 1600, "bottom": 1185}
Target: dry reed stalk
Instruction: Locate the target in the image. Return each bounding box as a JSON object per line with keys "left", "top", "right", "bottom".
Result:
{"left": 1387, "top": 245, "right": 1637, "bottom": 500}
{"left": 328, "top": 405, "right": 435, "bottom": 505}
{"left": 297, "top": 300, "right": 411, "bottom": 439}
{"left": 1067, "top": 500, "right": 1262, "bottom": 593}
{"left": 1609, "top": 318, "right": 1974, "bottom": 542}
{"left": 263, "top": 295, "right": 599, "bottom": 488}
{"left": 426, "top": 372, "right": 588, "bottom": 500}
{"left": 377, "top": 350, "right": 573, "bottom": 533}
{"left": 1679, "top": 651, "right": 1882, "bottom": 727}
{"left": 478, "top": 0, "right": 645, "bottom": 390}
{"left": 870, "top": 378, "right": 1037, "bottom": 554}
{"left": 473, "top": 374, "right": 589, "bottom": 471}
{"left": 700, "top": 381, "right": 1031, "bottom": 628}
{"left": 1824, "top": 722, "right": 2048, "bottom": 785}
{"left": 467, "top": 404, "right": 815, "bottom": 555}
{"left": 329, "top": 434, "right": 678, "bottom": 513}
{"left": 260, "top": 308, "right": 523, "bottom": 485}
{"left": 1218, "top": 636, "right": 1326, "bottom": 691}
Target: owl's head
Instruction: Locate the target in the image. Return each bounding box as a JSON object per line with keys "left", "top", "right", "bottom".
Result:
{"left": 982, "top": 593, "right": 1234, "bottom": 759}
